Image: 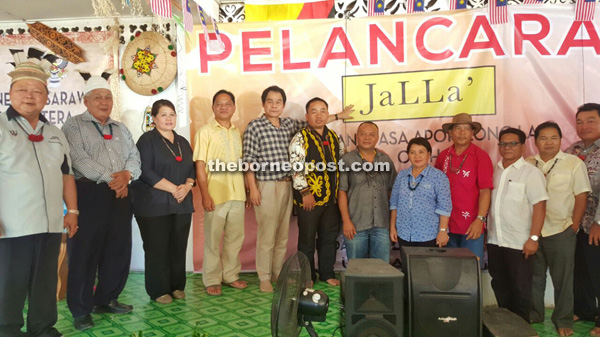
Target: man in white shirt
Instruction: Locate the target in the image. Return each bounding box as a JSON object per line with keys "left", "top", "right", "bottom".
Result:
{"left": 488, "top": 128, "right": 548, "bottom": 322}
{"left": 527, "top": 122, "right": 590, "bottom": 336}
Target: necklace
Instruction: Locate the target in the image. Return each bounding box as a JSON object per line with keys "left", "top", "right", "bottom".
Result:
{"left": 15, "top": 120, "right": 44, "bottom": 142}
{"left": 359, "top": 149, "right": 377, "bottom": 179}
{"left": 448, "top": 154, "right": 468, "bottom": 174}
{"left": 535, "top": 158, "right": 559, "bottom": 177}
{"left": 161, "top": 136, "right": 182, "bottom": 162}
{"left": 92, "top": 122, "right": 113, "bottom": 140}
{"left": 408, "top": 174, "right": 424, "bottom": 191}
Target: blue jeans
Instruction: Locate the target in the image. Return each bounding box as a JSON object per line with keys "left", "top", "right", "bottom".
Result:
{"left": 344, "top": 227, "right": 390, "bottom": 262}
{"left": 447, "top": 233, "right": 484, "bottom": 268}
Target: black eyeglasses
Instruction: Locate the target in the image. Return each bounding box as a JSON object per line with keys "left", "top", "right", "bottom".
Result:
{"left": 498, "top": 141, "right": 521, "bottom": 148}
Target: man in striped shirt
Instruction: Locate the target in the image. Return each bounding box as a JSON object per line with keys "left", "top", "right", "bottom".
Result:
{"left": 62, "top": 74, "right": 141, "bottom": 331}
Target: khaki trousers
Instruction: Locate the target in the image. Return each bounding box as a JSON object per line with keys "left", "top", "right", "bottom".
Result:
{"left": 202, "top": 200, "right": 245, "bottom": 286}
{"left": 254, "top": 180, "right": 293, "bottom": 281}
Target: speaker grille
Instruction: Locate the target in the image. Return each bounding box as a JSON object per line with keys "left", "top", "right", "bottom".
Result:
{"left": 343, "top": 259, "right": 404, "bottom": 337}
{"left": 354, "top": 281, "right": 394, "bottom": 313}
{"left": 350, "top": 318, "right": 400, "bottom": 337}
{"left": 402, "top": 247, "right": 481, "bottom": 337}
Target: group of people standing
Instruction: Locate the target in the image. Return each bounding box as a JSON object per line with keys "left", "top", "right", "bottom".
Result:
{"left": 0, "top": 57, "right": 353, "bottom": 336}
{"left": 2, "top": 52, "right": 600, "bottom": 337}
{"left": 352, "top": 109, "right": 600, "bottom": 337}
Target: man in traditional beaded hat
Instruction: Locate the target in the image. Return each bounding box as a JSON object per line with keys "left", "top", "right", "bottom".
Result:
{"left": 62, "top": 72, "right": 141, "bottom": 331}
{"left": 0, "top": 49, "right": 78, "bottom": 337}
{"left": 435, "top": 113, "right": 494, "bottom": 267}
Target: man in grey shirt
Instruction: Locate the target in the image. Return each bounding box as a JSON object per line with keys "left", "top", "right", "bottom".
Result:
{"left": 338, "top": 122, "right": 396, "bottom": 261}
{"left": 0, "top": 50, "right": 78, "bottom": 337}
{"left": 62, "top": 73, "right": 141, "bottom": 331}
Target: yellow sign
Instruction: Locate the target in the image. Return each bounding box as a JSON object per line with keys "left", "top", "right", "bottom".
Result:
{"left": 343, "top": 66, "right": 496, "bottom": 121}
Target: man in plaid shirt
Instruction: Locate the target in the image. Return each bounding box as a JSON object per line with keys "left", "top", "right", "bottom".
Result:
{"left": 243, "top": 86, "right": 352, "bottom": 292}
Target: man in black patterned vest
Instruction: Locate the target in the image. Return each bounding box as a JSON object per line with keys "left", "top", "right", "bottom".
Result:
{"left": 289, "top": 97, "right": 345, "bottom": 286}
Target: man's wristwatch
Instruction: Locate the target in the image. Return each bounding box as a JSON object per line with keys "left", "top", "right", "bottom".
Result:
{"left": 300, "top": 188, "right": 311, "bottom": 197}
{"left": 477, "top": 215, "right": 487, "bottom": 222}
{"left": 530, "top": 235, "right": 539, "bottom": 242}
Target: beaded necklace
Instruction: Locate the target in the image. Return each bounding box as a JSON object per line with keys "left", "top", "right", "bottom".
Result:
{"left": 161, "top": 136, "right": 183, "bottom": 162}
{"left": 92, "top": 122, "right": 113, "bottom": 140}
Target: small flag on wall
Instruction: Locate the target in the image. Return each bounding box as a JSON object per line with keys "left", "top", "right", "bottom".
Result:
{"left": 368, "top": 0, "right": 386, "bottom": 16}
{"left": 522, "top": 0, "right": 543, "bottom": 4}
{"left": 407, "top": 0, "right": 425, "bottom": 13}
{"left": 449, "top": 0, "right": 467, "bottom": 10}
{"left": 197, "top": 4, "right": 210, "bottom": 46}
{"left": 489, "top": 0, "right": 508, "bottom": 24}
{"left": 150, "top": 0, "right": 172, "bottom": 18}
{"left": 209, "top": 16, "right": 225, "bottom": 52}
{"left": 183, "top": 0, "right": 193, "bottom": 32}
{"left": 575, "top": 0, "right": 596, "bottom": 21}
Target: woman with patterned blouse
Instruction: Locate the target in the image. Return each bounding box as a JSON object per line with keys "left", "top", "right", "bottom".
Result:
{"left": 389, "top": 137, "right": 452, "bottom": 247}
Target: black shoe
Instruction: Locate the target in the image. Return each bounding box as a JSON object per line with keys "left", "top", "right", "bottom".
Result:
{"left": 73, "top": 315, "right": 94, "bottom": 331}
{"left": 92, "top": 299, "right": 133, "bottom": 314}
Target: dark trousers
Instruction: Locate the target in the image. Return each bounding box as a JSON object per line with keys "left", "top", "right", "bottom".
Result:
{"left": 530, "top": 227, "right": 576, "bottom": 329}
{"left": 136, "top": 214, "right": 192, "bottom": 300}
{"left": 67, "top": 180, "right": 132, "bottom": 318}
{"left": 573, "top": 230, "right": 600, "bottom": 326}
{"left": 0, "top": 233, "right": 62, "bottom": 337}
{"left": 487, "top": 244, "right": 534, "bottom": 322}
{"left": 297, "top": 202, "right": 341, "bottom": 282}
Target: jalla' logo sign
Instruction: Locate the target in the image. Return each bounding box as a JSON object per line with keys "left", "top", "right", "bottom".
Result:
{"left": 343, "top": 66, "right": 496, "bottom": 121}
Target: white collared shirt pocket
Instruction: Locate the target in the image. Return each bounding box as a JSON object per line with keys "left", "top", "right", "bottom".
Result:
{"left": 507, "top": 181, "right": 525, "bottom": 201}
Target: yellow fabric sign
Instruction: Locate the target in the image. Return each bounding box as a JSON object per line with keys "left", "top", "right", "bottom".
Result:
{"left": 245, "top": 3, "right": 305, "bottom": 22}
{"left": 343, "top": 67, "right": 496, "bottom": 121}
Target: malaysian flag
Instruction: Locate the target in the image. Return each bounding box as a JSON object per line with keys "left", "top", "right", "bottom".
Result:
{"left": 522, "top": 0, "right": 543, "bottom": 4}
{"left": 209, "top": 16, "right": 225, "bottom": 52}
{"left": 407, "top": 0, "right": 425, "bottom": 13}
{"left": 197, "top": 4, "right": 210, "bottom": 45}
{"left": 489, "top": 0, "right": 508, "bottom": 24}
{"left": 367, "top": 0, "right": 385, "bottom": 16}
{"left": 183, "top": 0, "right": 193, "bottom": 32}
{"left": 575, "top": 0, "right": 596, "bottom": 21}
{"left": 149, "top": 0, "right": 172, "bottom": 18}
{"left": 449, "top": 0, "right": 467, "bottom": 10}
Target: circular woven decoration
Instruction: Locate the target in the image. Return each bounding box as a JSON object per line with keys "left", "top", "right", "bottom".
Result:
{"left": 121, "top": 31, "right": 177, "bottom": 96}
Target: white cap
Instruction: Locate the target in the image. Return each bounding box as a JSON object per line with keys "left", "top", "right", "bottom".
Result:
{"left": 84, "top": 76, "right": 111, "bottom": 95}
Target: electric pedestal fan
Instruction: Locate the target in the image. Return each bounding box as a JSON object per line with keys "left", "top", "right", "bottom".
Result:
{"left": 271, "top": 252, "right": 330, "bottom": 337}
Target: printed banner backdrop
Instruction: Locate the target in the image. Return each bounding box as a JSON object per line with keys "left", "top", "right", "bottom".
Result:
{"left": 186, "top": 5, "right": 600, "bottom": 271}
{"left": 0, "top": 31, "right": 118, "bottom": 127}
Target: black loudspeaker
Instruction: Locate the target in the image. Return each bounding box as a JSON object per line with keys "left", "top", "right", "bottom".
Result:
{"left": 402, "top": 247, "right": 482, "bottom": 337}
{"left": 342, "top": 258, "right": 404, "bottom": 337}
{"left": 482, "top": 307, "right": 537, "bottom": 337}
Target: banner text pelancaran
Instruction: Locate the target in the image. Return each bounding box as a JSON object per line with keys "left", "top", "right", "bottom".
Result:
{"left": 196, "top": 15, "right": 600, "bottom": 74}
